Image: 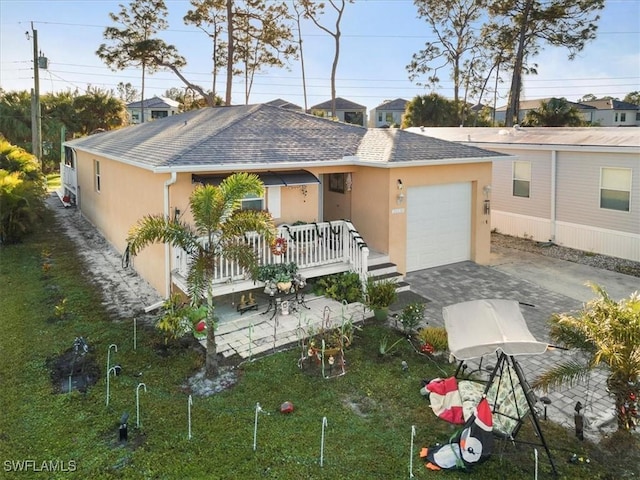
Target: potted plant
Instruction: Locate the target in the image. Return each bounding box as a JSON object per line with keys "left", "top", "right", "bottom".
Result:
{"left": 365, "top": 277, "right": 398, "bottom": 321}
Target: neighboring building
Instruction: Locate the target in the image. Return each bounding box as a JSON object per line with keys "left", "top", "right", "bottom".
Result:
{"left": 493, "top": 98, "right": 593, "bottom": 125}
{"left": 265, "top": 98, "right": 302, "bottom": 110}
{"left": 577, "top": 99, "right": 640, "bottom": 127}
{"left": 309, "top": 97, "right": 367, "bottom": 126}
{"left": 61, "top": 105, "right": 506, "bottom": 300}
{"left": 126, "top": 96, "right": 181, "bottom": 124}
{"left": 408, "top": 126, "right": 640, "bottom": 262}
{"left": 369, "top": 98, "right": 408, "bottom": 128}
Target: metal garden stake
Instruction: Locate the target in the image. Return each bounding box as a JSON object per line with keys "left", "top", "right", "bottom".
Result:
{"left": 136, "top": 383, "right": 147, "bottom": 428}
{"left": 320, "top": 416, "right": 328, "bottom": 467}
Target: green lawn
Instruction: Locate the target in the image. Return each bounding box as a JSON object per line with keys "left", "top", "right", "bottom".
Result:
{"left": 1, "top": 208, "right": 637, "bottom": 479}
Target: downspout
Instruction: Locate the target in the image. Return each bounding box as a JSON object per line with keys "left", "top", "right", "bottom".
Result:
{"left": 550, "top": 151, "right": 557, "bottom": 242}
{"left": 164, "top": 172, "right": 178, "bottom": 298}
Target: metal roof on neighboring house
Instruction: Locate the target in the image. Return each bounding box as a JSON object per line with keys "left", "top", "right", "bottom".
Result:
{"left": 407, "top": 126, "right": 640, "bottom": 149}
{"left": 373, "top": 98, "right": 408, "bottom": 111}
{"left": 310, "top": 97, "right": 367, "bottom": 111}
{"left": 66, "top": 104, "right": 507, "bottom": 172}
{"left": 126, "top": 96, "right": 180, "bottom": 109}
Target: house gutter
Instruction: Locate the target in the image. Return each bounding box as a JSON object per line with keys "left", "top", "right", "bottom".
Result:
{"left": 163, "top": 172, "right": 178, "bottom": 298}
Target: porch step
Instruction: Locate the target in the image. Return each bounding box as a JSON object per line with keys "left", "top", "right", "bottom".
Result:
{"left": 368, "top": 262, "right": 397, "bottom": 277}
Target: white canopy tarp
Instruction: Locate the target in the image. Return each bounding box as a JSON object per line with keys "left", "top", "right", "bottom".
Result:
{"left": 443, "top": 299, "right": 549, "bottom": 360}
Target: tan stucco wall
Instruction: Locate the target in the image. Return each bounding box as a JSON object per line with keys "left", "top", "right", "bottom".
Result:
{"left": 75, "top": 157, "right": 491, "bottom": 298}
{"left": 76, "top": 152, "right": 179, "bottom": 296}
{"left": 347, "top": 163, "right": 492, "bottom": 274}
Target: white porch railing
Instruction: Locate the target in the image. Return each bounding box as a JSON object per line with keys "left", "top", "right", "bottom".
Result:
{"left": 173, "top": 220, "right": 370, "bottom": 289}
{"left": 60, "top": 163, "right": 78, "bottom": 193}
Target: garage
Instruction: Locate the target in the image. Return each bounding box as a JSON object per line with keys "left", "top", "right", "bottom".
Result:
{"left": 406, "top": 182, "right": 472, "bottom": 271}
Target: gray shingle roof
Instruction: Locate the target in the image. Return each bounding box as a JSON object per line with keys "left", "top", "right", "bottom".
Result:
{"left": 66, "top": 104, "right": 505, "bottom": 171}
{"left": 310, "top": 97, "right": 367, "bottom": 110}
{"left": 264, "top": 98, "right": 303, "bottom": 110}
{"left": 126, "top": 96, "right": 180, "bottom": 109}
{"left": 578, "top": 99, "right": 639, "bottom": 111}
{"left": 67, "top": 104, "right": 366, "bottom": 169}
{"left": 373, "top": 98, "right": 408, "bottom": 111}
{"left": 357, "top": 129, "right": 506, "bottom": 163}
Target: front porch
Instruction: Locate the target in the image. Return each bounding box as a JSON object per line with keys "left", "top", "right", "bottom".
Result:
{"left": 172, "top": 220, "right": 371, "bottom": 297}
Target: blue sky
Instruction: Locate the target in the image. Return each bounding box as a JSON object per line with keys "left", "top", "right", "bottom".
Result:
{"left": 1, "top": 0, "right": 638, "bottom": 113}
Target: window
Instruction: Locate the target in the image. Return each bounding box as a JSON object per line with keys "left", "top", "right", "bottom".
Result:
{"left": 344, "top": 111, "right": 364, "bottom": 126}
{"left": 241, "top": 193, "right": 263, "bottom": 211}
{"left": 600, "top": 167, "right": 631, "bottom": 212}
{"left": 621, "top": 112, "right": 627, "bottom": 122}
{"left": 64, "top": 147, "right": 75, "bottom": 168}
{"left": 378, "top": 113, "right": 382, "bottom": 122}
{"left": 131, "top": 112, "right": 140, "bottom": 123}
{"left": 385, "top": 112, "right": 394, "bottom": 124}
{"left": 328, "top": 173, "right": 345, "bottom": 193}
{"left": 512, "top": 161, "right": 531, "bottom": 198}
{"left": 94, "top": 160, "right": 101, "bottom": 192}
{"left": 151, "top": 110, "right": 168, "bottom": 120}
{"left": 615, "top": 113, "right": 619, "bottom": 122}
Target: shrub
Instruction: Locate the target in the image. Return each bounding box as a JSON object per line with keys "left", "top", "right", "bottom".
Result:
{"left": 365, "top": 277, "right": 398, "bottom": 310}
{"left": 399, "top": 302, "right": 425, "bottom": 333}
{"left": 315, "top": 271, "right": 363, "bottom": 303}
{"left": 416, "top": 326, "right": 449, "bottom": 353}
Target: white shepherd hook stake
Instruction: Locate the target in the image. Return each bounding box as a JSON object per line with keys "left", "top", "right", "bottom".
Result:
{"left": 107, "top": 344, "right": 117, "bottom": 377}
{"left": 253, "top": 402, "right": 262, "bottom": 451}
{"left": 409, "top": 425, "right": 416, "bottom": 478}
{"left": 320, "top": 416, "right": 328, "bottom": 467}
{"left": 106, "top": 366, "right": 118, "bottom": 406}
{"left": 136, "top": 383, "right": 147, "bottom": 428}
{"left": 188, "top": 395, "right": 193, "bottom": 440}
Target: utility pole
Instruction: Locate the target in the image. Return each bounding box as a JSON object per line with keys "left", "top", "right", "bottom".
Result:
{"left": 30, "top": 22, "right": 43, "bottom": 166}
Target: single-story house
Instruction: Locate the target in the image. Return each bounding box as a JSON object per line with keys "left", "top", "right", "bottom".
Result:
{"left": 126, "top": 96, "right": 181, "bottom": 124}
{"left": 407, "top": 126, "right": 640, "bottom": 262}
{"left": 61, "top": 104, "right": 507, "bottom": 300}
{"left": 309, "top": 97, "right": 367, "bottom": 126}
{"left": 368, "top": 98, "right": 408, "bottom": 128}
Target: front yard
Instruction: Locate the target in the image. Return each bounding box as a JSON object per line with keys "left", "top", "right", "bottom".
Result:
{"left": 1, "top": 207, "right": 638, "bottom": 479}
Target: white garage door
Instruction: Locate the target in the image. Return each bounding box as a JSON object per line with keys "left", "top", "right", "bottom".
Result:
{"left": 406, "top": 182, "right": 471, "bottom": 271}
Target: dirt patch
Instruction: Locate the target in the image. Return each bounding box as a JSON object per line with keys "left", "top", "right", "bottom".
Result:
{"left": 46, "top": 338, "right": 100, "bottom": 394}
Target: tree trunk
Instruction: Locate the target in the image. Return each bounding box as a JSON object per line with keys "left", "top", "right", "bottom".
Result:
{"left": 505, "top": 0, "right": 533, "bottom": 127}
{"left": 330, "top": 31, "right": 339, "bottom": 119}
{"left": 294, "top": 5, "right": 308, "bottom": 112}
{"left": 225, "top": 0, "right": 234, "bottom": 106}
{"left": 141, "top": 61, "right": 146, "bottom": 123}
{"left": 205, "top": 320, "right": 219, "bottom": 378}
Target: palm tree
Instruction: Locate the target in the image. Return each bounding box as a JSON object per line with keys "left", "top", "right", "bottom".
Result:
{"left": 522, "top": 97, "right": 585, "bottom": 127}
{"left": 0, "top": 137, "right": 47, "bottom": 244}
{"left": 126, "top": 172, "right": 275, "bottom": 377}
{"left": 533, "top": 284, "right": 640, "bottom": 431}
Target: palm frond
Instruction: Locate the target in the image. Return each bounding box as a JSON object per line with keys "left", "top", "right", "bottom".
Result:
{"left": 532, "top": 360, "right": 593, "bottom": 392}
{"left": 126, "top": 214, "right": 199, "bottom": 256}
